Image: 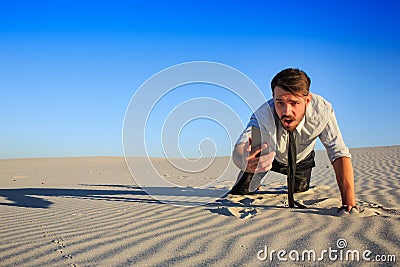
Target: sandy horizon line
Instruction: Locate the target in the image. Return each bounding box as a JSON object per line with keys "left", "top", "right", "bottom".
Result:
{"left": 1, "top": 144, "right": 398, "bottom": 161}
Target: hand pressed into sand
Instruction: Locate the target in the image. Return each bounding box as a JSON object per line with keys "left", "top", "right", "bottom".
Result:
{"left": 243, "top": 138, "right": 276, "bottom": 173}
{"left": 333, "top": 156, "right": 357, "bottom": 213}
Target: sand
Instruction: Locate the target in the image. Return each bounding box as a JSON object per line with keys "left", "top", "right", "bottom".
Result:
{"left": 0, "top": 146, "right": 399, "bottom": 266}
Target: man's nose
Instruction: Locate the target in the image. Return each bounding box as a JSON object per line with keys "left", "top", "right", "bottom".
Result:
{"left": 282, "top": 103, "right": 292, "bottom": 115}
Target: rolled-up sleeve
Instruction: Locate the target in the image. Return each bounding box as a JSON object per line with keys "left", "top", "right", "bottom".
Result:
{"left": 319, "top": 109, "right": 351, "bottom": 162}
{"left": 235, "top": 126, "right": 252, "bottom": 145}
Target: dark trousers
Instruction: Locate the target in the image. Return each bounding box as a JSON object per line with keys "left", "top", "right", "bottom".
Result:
{"left": 231, "top": 151, "right": 316, "bottom": 194}
{"left": 270, "top": 150, "right": 316, "bottom": 192}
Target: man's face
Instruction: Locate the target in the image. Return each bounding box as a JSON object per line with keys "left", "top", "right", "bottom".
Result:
{"left": 273, "top": 86, "right": 312, "bottom": 132}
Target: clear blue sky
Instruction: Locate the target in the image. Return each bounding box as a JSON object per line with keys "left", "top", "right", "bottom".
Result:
{"left": 1, "top": 0, "right": 399, "bottom": 159}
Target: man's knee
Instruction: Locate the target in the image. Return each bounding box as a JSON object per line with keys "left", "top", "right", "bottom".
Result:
{"left": 294, "top": 168, "right": 312, "bottom": 193}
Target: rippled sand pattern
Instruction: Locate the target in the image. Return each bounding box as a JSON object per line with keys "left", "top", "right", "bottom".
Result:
{"left": 0, "top": 146, "right": 399, "bottom": 266}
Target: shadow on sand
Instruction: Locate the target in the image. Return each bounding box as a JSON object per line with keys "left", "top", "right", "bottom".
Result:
{"left": 0, "top": 184, "right": 230, "bottom": 208}
{"left": 0, "top": 184, "right": 349, "bottom": 217}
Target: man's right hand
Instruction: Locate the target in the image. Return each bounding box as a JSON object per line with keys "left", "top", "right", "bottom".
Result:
{"left": 233, "top": 139, "right": 275, "bottom": 173}
{"left": 245, "top": 141, "right": 275, "bottom": 173}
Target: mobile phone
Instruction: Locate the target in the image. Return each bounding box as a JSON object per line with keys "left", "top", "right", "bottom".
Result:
{"left": 251, "top": 126, "right": 262, "bottom": 157}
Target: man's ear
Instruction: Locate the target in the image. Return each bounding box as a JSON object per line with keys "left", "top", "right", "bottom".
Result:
{"left": 306, "top": 93, "right": 312, "bottom": 106}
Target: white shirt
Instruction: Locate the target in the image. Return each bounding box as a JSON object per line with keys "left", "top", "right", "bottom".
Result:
{"left": 236, "top": 93, "right": 351, "bottom": 163}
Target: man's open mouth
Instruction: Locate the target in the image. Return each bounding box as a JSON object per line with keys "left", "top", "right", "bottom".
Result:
{"left": 284, "top": 119, "right": 293, "bottom": 123}
{"left": 282, "top": 118, "right": 294, "bottom": 128}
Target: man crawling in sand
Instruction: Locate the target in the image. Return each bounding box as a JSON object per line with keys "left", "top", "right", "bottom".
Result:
{"left": 230, "top": 68, "right": 358, "bottom": 213}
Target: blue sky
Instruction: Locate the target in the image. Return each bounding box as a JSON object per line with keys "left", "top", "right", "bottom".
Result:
{"left": 1, "top": 0, "right": 399, "bottom": 159}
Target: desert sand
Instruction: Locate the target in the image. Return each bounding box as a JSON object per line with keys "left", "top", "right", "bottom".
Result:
{"left": 0, "top": 146, "right": 399, "bottom": 266}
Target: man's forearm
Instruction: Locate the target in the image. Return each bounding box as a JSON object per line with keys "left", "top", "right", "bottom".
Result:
{"left": 232, "top": 144, "right": 246, "bottom": 171}
{"left": 332, "top": 156, "right": 356, "bottom": 207}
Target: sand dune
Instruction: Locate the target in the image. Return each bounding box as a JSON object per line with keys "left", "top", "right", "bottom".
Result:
{"left": 0, "top": 146, "right": 399, "bottom": 266}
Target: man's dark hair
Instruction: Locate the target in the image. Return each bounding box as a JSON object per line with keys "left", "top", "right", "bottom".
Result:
{"left": 271, "top": 68, "right": 311, "bottom": 96}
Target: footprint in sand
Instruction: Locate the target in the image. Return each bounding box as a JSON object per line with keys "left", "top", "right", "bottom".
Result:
{"left": 52, "top": 237, "right": 73, "bottom": 259}
{"left": 227, "top": 207, "right": 257, "bottom": 219}
{"left": 52, "top": 238, "right": 65, "bottom": 253}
